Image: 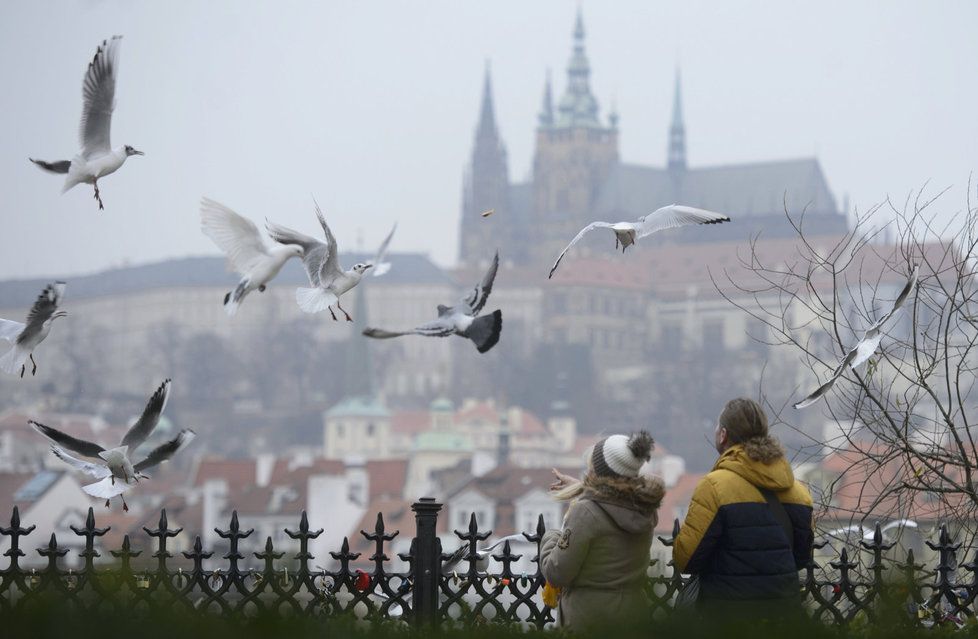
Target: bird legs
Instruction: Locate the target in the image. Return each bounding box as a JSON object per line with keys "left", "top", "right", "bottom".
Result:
{"left": 93, "top": 180, "right": 105, "bottom": 211}
{"left": 18, "top": 354, "right": 38, "bottom": 378}
{"left": 103, "top": 496, "right": 129, "bottom": 512}
{"left": 327, "top": 304, "right": 353, "bottom": 322}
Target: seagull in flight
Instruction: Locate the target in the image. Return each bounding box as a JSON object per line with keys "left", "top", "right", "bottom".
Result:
{"left": 548, "top": 205, "right": 730, "bottom": 278}
{"left": 363, "top": 252, "right": 503, "bottom": 353}
{"left": 0, "top": 282, "right": 68, "bottom": 378}
{"left": 794, "top": 265, "right": 919, "bottom": 409}
{"left": 265, "top": 199, "right": 383, "bottom": 320}
{"left": 30, "top": 36, "right": 143, "bottom": 211}
{"left": 200, "top": 197, "right": 305, "bottom": 316}
{"left": 31, "top": 379, "right": 194, "bottom": 511}
{"left": 371, "top": 222, "right": 398, "bottom": 277}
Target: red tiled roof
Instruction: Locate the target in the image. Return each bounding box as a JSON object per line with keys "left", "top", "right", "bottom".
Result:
{"left": 269, "top": 457, "right": 344, "bottom": 485}
{"left": 391, "top": 411, "right": 430, "bottom": 435}
{"left": 366, "top": 459, "right": 408, "bottom": 500}
{"left": 192, "top": 457, "right": 256, "bottom": 487}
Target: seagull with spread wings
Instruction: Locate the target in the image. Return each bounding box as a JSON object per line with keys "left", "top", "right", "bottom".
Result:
{"left": 442, "top": 534, "right": 529, "bottom": 573}
{"left": 200, "top": 197, "right": 305, "bottom": 316}
{"left": 794, "top": 265, "right": 919, "bottom": 409}
{"left": 265, "top": 199, "right": 386, "bottom": 320}
{"left": 30, "top": 36, "right": 143, "bottom": 211}
{"left": 0, "top": 282, "right": 68, "bottom": 378}
{"left": 30, "top": 379, "right": 194, "bottom": 511}
{"left": 548, "top": 204, "right": 730, "bottom": 278}
{"left": 363, "top": 252, "right": 502, "bottom": 353}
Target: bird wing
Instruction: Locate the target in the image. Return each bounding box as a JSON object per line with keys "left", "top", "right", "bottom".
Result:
{"left": 134, "top": 429, "right": 195, "bottom": 473}
{"left": 792, "top": 349, "right": 857, "bottom": 410}
{"left": 265, "top": 220, "right": 328, "bottom": 286}
{"left": 50, "top": 445, "right": 111, "bottom": 479}
{"left": 120, "top": 379, "right": 171, "bottom": 451}
{"left": 312, "top": 199, "right": 341, "bottom": 282}
{"left": 371, "top": 222, "right": 398, "bottom": 277}
{"left": 848, "top": 330, "right": 885, "bottom": 370}
{"left": 362, "top": 318, "right": 456, "bottom": 340}
{"left": 868, "top": 265, "right": 920, "bottom": 331}
{"left": 79, "top": 36, "right": 122, "bottom": 159}
{"left": 461, "top": 251, "right": 499, "bottom": 314}
{"left": 548, "top": 222, "right": 616, "bottom": 279}
{"left": 22, "top": 282, "right": 66, "bottom": 330}
{"left": 200, "top": 198, "right": 270, "bottom": 274}
{"left": 481, "top": 534, "right": 527, "bottom": 553}
{"left": 0, "top": 318, "right": 25, "bottom": 343}
{"left": 636, "top": 204, "right": 730, "bottom": 238}
{"left": 30, "top": 419, "right": 105, "bottom": 458}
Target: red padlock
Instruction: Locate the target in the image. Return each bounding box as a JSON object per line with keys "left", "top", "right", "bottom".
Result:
{"left": 354, "top": 569, "right": 371, "bottom": 592}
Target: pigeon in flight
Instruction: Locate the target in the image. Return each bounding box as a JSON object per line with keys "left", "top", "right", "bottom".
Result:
{"left": 30, "top": 36, "right": 144, "bottom": 211}
{"left": 265, "top": 199, "right": 380, "bottom": 320}
{"left": 363, "top": 252, "right": 503, "bottom": 353}
{"left": 31, "top": 379, "right": 193, "bottom": 511}
{"left": 199, "top": 197, "right": 305, "bottom": 316}
{"left": 0, "top": 282, "right": 68, "bottom": 378}
{"left": 794, "top": 265, "right": 919, "bottom": 409}
{"left": 442, "top": 534, "right": 528, "bottom": 573}
{"left": 548, "top": 205, "right": 730, "bottom": 278}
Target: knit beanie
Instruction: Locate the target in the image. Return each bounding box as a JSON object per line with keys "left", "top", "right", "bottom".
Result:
{"left": 591, "top": 431, "right": 654, "bottom": 478}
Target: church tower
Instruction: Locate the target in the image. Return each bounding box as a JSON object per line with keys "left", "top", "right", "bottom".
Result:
{"left": 458, "top": 64, "right": 512, "bottom": 266}
{"left": 532, "top": 9, "right": 619, "bottom": 264}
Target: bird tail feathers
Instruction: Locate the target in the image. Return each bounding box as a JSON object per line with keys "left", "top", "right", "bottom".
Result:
{"left": 224, "top": 278, "right": 250, "bottom": 316}
{"left": 296, "top": 287, "right": 337, "bottom": 314}
{"left": 0, "top": 319, "right": 25, "bottom": 343}
{"left": 464, "top": 310, "right": 503, "bottom": 353}
{"left": 0, "top": 345, "right": 28, "bottom": 375}
{"left": 83, "top": 477, "right": 129, "bottom": 500}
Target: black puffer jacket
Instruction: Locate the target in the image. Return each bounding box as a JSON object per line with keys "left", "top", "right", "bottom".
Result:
{"left": 673, "top": 444, "right": 814, "bottom": 602}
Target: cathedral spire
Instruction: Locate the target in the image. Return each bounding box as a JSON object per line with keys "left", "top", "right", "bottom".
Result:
{"left": 555, "top": 7, "right": 601, "bottom": 129}
{"left": 667, "top": 67, "right": 687, "bottom": 171}
{"left": 538, "top": 69, "right": 554, "bottom": 129}
{"left": 477, "top": 61, "right": 498, "bottom": 140}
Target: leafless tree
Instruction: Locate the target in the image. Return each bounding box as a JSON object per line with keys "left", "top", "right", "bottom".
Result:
{"left": 714, "top": 183, "right": 978, "bottom": 540}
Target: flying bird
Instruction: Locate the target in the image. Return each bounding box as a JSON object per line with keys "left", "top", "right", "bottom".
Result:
{"left": 31, "top": 379, "right": 193, "bottom": 511}
{"left": 29, "top": 36, "right": 143, "bottom": 211}
{"left": 199, "top": 197, "right": 305, "bottom": 316}
{"left": 442, "top": 534, "right": 528, "bottom": 573}
{"left": 794, "top": 265, "right": 919, "bottom": 409}
{"left": 371, "top": 222, "right": 398, "bottom": 277}
{"left": 548, "top": 205, "right": 730, "bottom": 278}
{"left": 363, "top": 252, "right": 503, "bottom": 353}
{"left": 0, "top": 282, "right": 68, "bottom": 378}
{"left": 265, "top": 199, "right": 375, "bottom": 320}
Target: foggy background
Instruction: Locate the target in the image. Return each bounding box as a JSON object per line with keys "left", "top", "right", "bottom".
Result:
{"left": 0, "top": 0, "right": 976, "bottom": 279}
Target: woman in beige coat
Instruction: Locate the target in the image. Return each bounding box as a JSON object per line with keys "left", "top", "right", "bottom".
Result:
{"left": 540, "top": 431, "right": 664, "bottom": 629}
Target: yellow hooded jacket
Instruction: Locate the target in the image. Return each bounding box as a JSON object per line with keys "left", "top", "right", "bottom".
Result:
{"left": 673, "top": 444, "right": 813, "bottom": 602}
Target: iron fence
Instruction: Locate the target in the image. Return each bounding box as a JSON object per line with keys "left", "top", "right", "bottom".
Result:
{"left": 0, "top": 497, "right": 974, "bottom": 628}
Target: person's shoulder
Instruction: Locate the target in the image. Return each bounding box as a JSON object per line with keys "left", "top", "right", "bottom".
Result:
{"left": 698, "top": 468, "right": 753, "bottom": 503}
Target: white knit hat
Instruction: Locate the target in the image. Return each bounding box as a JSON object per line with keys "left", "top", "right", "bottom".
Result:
{"left": 591, "top": 431, "right": 654, "bottom": 478}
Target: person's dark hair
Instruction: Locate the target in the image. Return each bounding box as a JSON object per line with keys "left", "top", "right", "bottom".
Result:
{"left": 718, "top": 398, "right": 783, "bottom": 463}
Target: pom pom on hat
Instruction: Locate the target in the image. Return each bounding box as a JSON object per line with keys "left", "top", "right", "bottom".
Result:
{"left": 591, "top": 430, "right": 655, "bottom": 478}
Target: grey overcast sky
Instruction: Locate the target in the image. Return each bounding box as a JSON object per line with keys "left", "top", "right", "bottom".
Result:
{"left": 0, "top": 1, "right": 975, "bottom": 280}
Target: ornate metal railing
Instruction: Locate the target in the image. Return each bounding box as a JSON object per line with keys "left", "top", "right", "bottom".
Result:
{"left": 0, "top": 498, "right": 975, "bottom": 628}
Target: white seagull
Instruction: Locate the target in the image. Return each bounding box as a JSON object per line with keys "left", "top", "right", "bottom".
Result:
{"left": 363, "top": 252, "right": 503, "bottom": 353}
{"left": 371, "top": 222, "right": 398, "bottom": 277}
{"left": 794, "top": 265, "right": 920, "bottom": 409}
{"left": 30, "top": 379, "right": 194, "bottom": 511}
{"left": 548, "top": 205, "right": 730, "bottom": 278}
{"left": 265, "top": 200, "right": 377, "bottom": 320}
{"left": 0, "top": 282, "right": 68, "bottom": 378}
{"left": 200, "top": 197, "right": 305, "bottom": 316}
{"left": 30, "top": 36, "right": 143, "bottom": 211}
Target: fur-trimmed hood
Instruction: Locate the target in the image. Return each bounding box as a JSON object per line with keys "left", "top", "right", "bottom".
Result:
{"left": 581, "top": 473, "right": 665, "bottom": 534}
{"left": 714, "top": 442, "right": 794, "bottom": 491}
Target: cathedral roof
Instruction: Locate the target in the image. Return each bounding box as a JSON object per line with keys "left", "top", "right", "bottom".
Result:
{"left": 595, "top": 158, "right": 839, "bottom": 220}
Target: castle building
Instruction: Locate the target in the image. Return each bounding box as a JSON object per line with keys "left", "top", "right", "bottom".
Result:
{"left": 458, "top": 9, "right": 847, "bottom": 268}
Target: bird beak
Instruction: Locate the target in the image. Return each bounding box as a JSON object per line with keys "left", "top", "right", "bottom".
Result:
{"left": 133, "top": 149, "right": 145, "bottom": 156}
{"left": 364, "top": 263, "right": 374, "bottom": 270}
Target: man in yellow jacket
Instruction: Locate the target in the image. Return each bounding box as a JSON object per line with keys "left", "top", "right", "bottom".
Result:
{"left": 673, "top": 398, "right": 813, "bottom": 609}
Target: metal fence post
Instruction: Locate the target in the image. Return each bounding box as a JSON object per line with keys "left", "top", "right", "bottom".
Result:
{"left": 411, "top": 497, "right": 442, "bottom": 627}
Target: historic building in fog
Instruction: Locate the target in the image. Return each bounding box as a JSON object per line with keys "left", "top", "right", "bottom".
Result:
{"left": 457, "top": 10, "right": 847, "bottom": 268}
